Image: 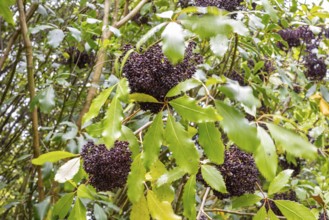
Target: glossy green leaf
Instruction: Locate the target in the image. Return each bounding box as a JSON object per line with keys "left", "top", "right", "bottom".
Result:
{"left": 166, "top": 78, "right": 201, "bottom": 97}
{"left": 157, "top": 167, "right": 186, "bottom": 187}
{"left": 54, "top": 157, "right": 80, "bottom": 183}
{"left": 129, "top": 93, "right": 159, "bottom": 103}
{"left": 117, "top": 78, "right": 130, "bottom": 102}
{"left": 169, "top": 95, "right": 222, "bottom": 123}
{"left": 101, "top": 96, "right": 124, "bottom": 148}
{"left": 47, "top": 29, "right": 65, "bottom": 48}
{"left": 127, "top": 154, "right": 146, "bottom": 204}
{"left": 201, "top": 165, "right": 227, "bottom": 193}
{"left": 82, "top": 85, "right": 115, "bottom": 125}
{"left": 32, "top": 151, "right": 78, "bottom": 165}
{"left": 94, "top": 204, "right": 107, "bottom": 220}
{"left": 268, "top": 169, "right": 293, "bottom": 195}
{"left": 255, "top": 126, "right": 278, "bottom": 181}
{"left": 215, "top": 101, "right": 260, "bottom": 153}
{"left": 261, "top": 0, "right": 279, "bottom": 22}
{"left": 136, "top": 22, "right": 167, "bottom": 50}
{"left": 38, "top": 85, "right": 56, "bottom": 114}
{"left": 131, "top": 195, "right": 150, "bottom": 220}
{"left": 219, "top": 80, "right": 261, "bottom": 112}
{"left": 120, "top": 126, "right": 140, "bottom": 158}
{"left": 0, "top": 0, "right": 15, "bottom": 25}
{"left": 253, "top": 206, "right": 267, "bottom": 220}
{"left": 232, "top": 194, "right": 262, "bottom": 209}
{"left": 149, "top": 160, "right": 167, "bottom": 181}
{"left": 161, "top": 22, "right": 185, "bottom": 64}
{"left": 274, "top": 200, "right": 316, "bottom": 220}
{"left": 147, "top": 190, "right": 181, "bottom": 220}
{"left": 77, "top": 184, "right": 95, "bottom": 200}
{"left": 143, "top": 113, "right": 164, "bottom": 169}
{"left": 68, "top": 198, "right": 86, "bottom": 220}
{"left": 267, "top": 123, "right": 317, "bottom": 160}
{"left": 198, "top": 122, "right": 225, "bottom": 165}
{"left": 53, "top": 193, "right": 74, "bottom": 219}
{"left": 182, "top": 175, "right": 196, "bottom": 220}
{"left": 165, "top": 114, "right": 199, "bottom": 174}
{"left": 154, "top": 184, "right": 175, "bottom": 203}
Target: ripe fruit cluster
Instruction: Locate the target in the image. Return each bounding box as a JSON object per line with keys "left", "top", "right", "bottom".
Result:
{"left": 304, "top": 54, "right": 327, "bottom": 80}
{"left": 122, "top": 43, "right": 203, "bottom": 112}
{"left": 81, "top": 141, "right": 132, "bottom": 191}
{"left": 277, "top": 26, "right": 314, "bottom": 48}
{"left": 180, "top": 0, "right": 244, "bottom": 12}
{"left": 65, "top": 47, "right": 94, "bottom": 68}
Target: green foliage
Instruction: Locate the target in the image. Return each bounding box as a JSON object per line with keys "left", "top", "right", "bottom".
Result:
{"left": 274, "top": 200, "right": 316, "bottom": 220}
{"left": 127, "top": 154, "right": 146, "bottom": 204}
{"left": 232, "top": 194, "right": 262, "bottom": 209}
{"left": 182, "top": 175, "right": 196, "bottom": 219}
{"left": 268, "top": 169, "right": 294, "bottom": 195}
{"left": 0, "top": 0, "right": 15, "bottom": 25}
{"left": 32, "top": 151, "right": 78, "bottom": 165}
{"left": 201, "top": 165, "right": 227, "bottom": 193}
{"left": 53, "top": 193, "right": 75, "bottom": 219}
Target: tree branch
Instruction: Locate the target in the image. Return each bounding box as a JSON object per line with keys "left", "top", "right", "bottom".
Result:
{"left": 77, "top": 0, "right": 149, "bottom": 129}
{"left": 17, "top": 0, "right": 44, "bottom": 201}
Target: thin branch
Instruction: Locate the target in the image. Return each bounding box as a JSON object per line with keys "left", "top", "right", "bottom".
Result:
{"left": 77, "top": 0, "right": 149, "bottom": 129}
{"left": 197, "top": 187, "right": 210, "bottom": 220}
{"left": 17, "top": 0, "right": 44, "bottom": 201}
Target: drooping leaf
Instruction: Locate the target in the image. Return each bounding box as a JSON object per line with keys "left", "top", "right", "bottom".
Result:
{"left": 268, "top": 209, "right": 280, "bottom": 220}
{"left": 54, "top": 158, "right": 80, "bottom": 183}
{"left": 198, "top": 122, "right": 225, "bottom": 165}
{"left": 149, "top": 160, "right": 167, "bottom": 181}
{"left": 215, "top": 101, "right": 260, "bottom": 153}
{"left": 210, "top": 34, "right": 229, "bottom": 57}
{"left": 34, "top": 197, "right": 50, "bottom": 220}
{"left": 154, "top": 184, "right": 175, "bottom": 203}
{"left": 82, "top": 85, "right": 115, "bottom": 125}
{"left": 182, "top": 175, "right": 196, "bottom": 220}
{"left": 254, "top": 126, "right": 278, "bottom": 181}
{"left": 166, "top": 78, "right": 202, "bottom": 97}
{"left": 67, "top": 27, "right": 81, "bottom": 42}
{"left": 232, "top": 194, "right": 262, "bottom": 209}
{"left": 127, "top": 154, "right": 146, "bottom": 204}
{"left": 143, "top": 113, "right": 164, "bottom": 169}
{"left": 136, "top": 22, "right": 167, "bottom": 50}
{"left": 47, "top": 29, "right": 65, "bottom": 48}
{"left": 219, "top": 80, "right": 261, "bottom": 113}
{"left": 101, "top": 96, "right": 124, "bottom": 148}
{"left": 30, "top": 25, "right": 54, "bottom": 34}
{"left": 67, "top": 198, "right": 86, "bottom": 220}
{"left": 267, "top": 123, "right": 317, "bottom": 160}
{"left": 129, "top": 93, "right": 159, "bottom": 103}
{"left": 53, "top": 193, "right": 75, "bottom": 219}
{"left": 253, "top": 206, "right": 267, "bottom": 220}
{"left": 157, "top": 167, "right": 186, "bottom": 187}
{"left": 116, "top": 78, "right": 130, "bottom": 102}
{"left": 120, "top": 126, "right": 140, "bottom": 158}
{"left": 38, "top": 85, "right": 56, "bottom": 114}
{"left": 147, "top": 190, "right": 181, "bottom": 220}
{"left": 61, "top": 122, "right": 78, "bottom": 141}
{"left": 77, "top": 184, "right": 95, "bottom": 200}
{"left": 201, "top": 165, "right": 227, "bottom": 193}
{"left": 131, "top": 195, "right": 150, "bottom": 220}
{"left": 165, "top": 114, "right": 199, "bottom": 174}
{"left": 32, "top": 151, "right": 78, "bottom": 165}
{"left": 274, "top": 200, "right": 316, "bottom": 220}
{"left": 161, "top": 22, "right": 185, "bottom": 64}
{"left": 0, "top": 0, "right": 15, "bottom": 25}
{"left": 268, "top": 169, "right": 294, "bottom": 195}
{"left": 169, "top": 95, "right": 222, "bottom": 123}
{"left": 261, "top": 0, "right": 279, "bottom": 22}
{"left": 93, "top": 204, "right": 107, "bottom": 220}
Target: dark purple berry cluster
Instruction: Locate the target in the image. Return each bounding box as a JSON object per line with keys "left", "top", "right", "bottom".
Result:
{"left": 304, "top": 54, "right": 327, "bottom": 80}
{"left": 277, "top": 26, "right": 315, "bottom": 48}
{"left": 122, "top": 43, "right": 203, "bottom": 113}
{"left": 65, "top": 47, "right": 95, "bottom": 68}
{"left": 81, "top": 141, "right": 132, "bottom": 191}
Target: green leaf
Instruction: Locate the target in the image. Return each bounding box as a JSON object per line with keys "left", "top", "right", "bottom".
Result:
{"left": 182, "top": 175, "right": 196, "bottom": 220}
{"left": 166, "top": 78, "right": 202, "bottom": 97}
{"left": 201, "top": 165, "right": 227, "bottom": 193}
{"left": 129, "top": 93, "right": 159, "bottom": 103}
{"left": 253, "top": 206, "right": 267, "bottom": 220}
{"left": 268, "top": 169, "right": 294, "bottom": 195}
{"left": 130, "top": 195, "right": 150, "bottom": 220}
{"left": 101, "top": 96, "right": 124, "bottom": 148}
{"left": 32, "top": 151, "right": 78, "bottom": 165}
{"left": 120, "top": 126, "right": 140, "bottom": 158}
{"left": 198, "top": 122, "right": 225, "bottom": 165}
{"left": 154, "top": 184, "right": 175, "bottom": 203}
{"left": 34, "top": 197, "right": 50, "bottom": 220}
{"left": 53, "top": 193, "right": 74, "bottom": 219}
{"left": 210, "top": 34, "right": 229, "bottom": 57}
{"left": 38, "top": 85, "right": 56, "bottom": 114}
{"left": 232, "top": 194, "right": 262, "bottom": 209}
{"left": 143, "top": 113, "right": 164, "bottom": 169}
{"left": 54, "top": 158, "right": 80, "bottom": 183}
{"left": 68, "top": 198, "right": 86, "bottom": 220}
{"left": 165, "top": 114, "right": 199, "bottom": 174}
{"left": 67, "top": 27, "right": 81, "bottom": 42}
{"left": 274, "top": 200, "right": 316, "bottom": 220}
{"left": 94, "top": 204, "right": 107, "bottom": 220}
{"left": 267, "top": 123, "right": 317, "bottom": 160}
{"left": 169, "top": 95, "right": 222, "bottom": 123}
{"left": 157, "top": 167, "right": 186, "bottom": 187}
{"left": 136, "top": 22, "right": 167, "bottom": 50}
{"left": 128, "top": 154, "right": 146, "bottom": 204}
{"left": 77, "top": 184, "right": 95, "bottom": 200}
{"left": 219, "top": 80, "right": 261, "bottom": 113}
{"left": 268, "top": 209, "right": 280, "bottom": 220}
{"left": 261, "top": 0, "right": 279, "bottom": 22}
{"left": 47, "top": 29, "right": 65, "bottom": 48}
{"left": 61, "top": 122, "right": 78, "bottom": 141}
{"left": 215, "top": 101, "right": 260, "bottom": 153}
{"left": 0, "top": 0, "right": 15, "bottom": 25}
{"left": 82, "top": 85, "right": 115, "bottom": 125}
{"left": 254, "top": 126, "right": 278, "bottom": 181}
{"left": 117, "top": 78, "right": 130, "bottom": 102}
{"left": 147, "top": 190, "right": 181, "bottom": 220}
{"left": 161, "top": 22, "right": 185, "bottom": 64}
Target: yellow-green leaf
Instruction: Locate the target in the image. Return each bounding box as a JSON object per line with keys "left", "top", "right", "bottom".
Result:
{"left": 127, "top": 154, "right": 146, "bottom": 204}
{"left": 274, "top": 200, "right": 316, "bottom": 220}
{"left": 201, "top": 164, "right": 227, "bottom": 193}
{"left": 182, "top": 175, "right": 196, "bottom": 219}
{"left": 131, "top": 195, "right": 150, "bottom": 220}
{"left": 32, "top": 151, "right": 78, "bottom": 165}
